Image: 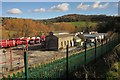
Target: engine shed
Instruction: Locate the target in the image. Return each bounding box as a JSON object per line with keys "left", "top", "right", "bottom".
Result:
{"left": 45, "top": 32, "right": 74, "bottom": 51}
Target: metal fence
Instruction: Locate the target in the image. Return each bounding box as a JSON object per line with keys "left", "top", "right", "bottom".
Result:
{"left": 2, "top": 33, "right": 120, "bottom": 79}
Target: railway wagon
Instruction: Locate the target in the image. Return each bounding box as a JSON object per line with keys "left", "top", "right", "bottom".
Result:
{"left": 0, "top": 39, "right": 16, "bottom": 48}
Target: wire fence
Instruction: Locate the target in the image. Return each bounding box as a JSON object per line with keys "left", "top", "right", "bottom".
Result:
{"left": 1, "top": 33, "right": 120, "bottom": 79}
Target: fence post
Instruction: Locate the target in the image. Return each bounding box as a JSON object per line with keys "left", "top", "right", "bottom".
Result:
{"left": 109, "top": 38, "right": 111, "bottom": 50}
{"left": 106, "top": 39, "right": 107, "bottom": 53}
{"left": 108, "top": 38, "right": 110, "bottom": 51}
{"left": 66, "top": 45, "right": 68, "bottom": 80}
{"left": 117, "top": 33, "right": 119, "bottom": 44}
{"left": 119, "top": 33, "right": 120, "bottom": 43}
{"left": 24, "top": 51, "right": 29, "bottom": 80}
{"left": 94, "top": 39, "right": 97, "bottom": 64}
{"left": 101, "top": 39, "right": 103, "bottom": 55}
{"left": 111, "top": 38, "right": 114, "bottom": 49}
{"left": 84, "top": 40, "right": 88, "bottom": 79}
{"left": 26, "top": 40, "right": 28, "bottom": 51}
{"left": 84, "top": 40, "right": 87, "bottom": 66}
{"left": 93, "top": 38, "right": 97, "bottom": 78}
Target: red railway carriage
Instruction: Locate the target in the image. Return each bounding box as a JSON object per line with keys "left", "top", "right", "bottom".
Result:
{"left": 7, "top": 39, "right": 16, "bottom": 47}
{"left": 29, "top": 37, "right": 35, "bottom": 45}
{"left": 15, "top": 38, "right": 22, "bottom": 45}
{"left": 41, "top": 35, "right": 46, "bottom": 42}
{"left": 35, "top": 37, "right": 40, "bottom": 44}
{"left": 21, "top": 38, "right": 29, "bottom": 45}
{"left": 0, "top": 39, "right": 16, "bottom": 48}
{"left": 0, "top": 40, "right": 8, "bottom": 48}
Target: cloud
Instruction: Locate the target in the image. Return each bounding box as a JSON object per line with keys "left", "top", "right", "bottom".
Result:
{"left": 30, "top": 3, "right": 69, "bottom": 13}
{"left": 92, "top": 2, "right": 109, "bottom": 9}
{"left": 77, "top": 3, "right": 90, "bottom": 10}
{"left": 49, "top": 3, "right": 69, "bottom": 12}
{"left": 77, "top": 2, "right": 109, "bottom": 11}
{"left": 7, "top": 8, "right": 22, "bottom": 14}
{"left": 32, "top": 8, "right": 46, "bottom": 12}
{"left": 117, "top": 3, "right": 118, "bottom": 6}
{"left": 115, "top": 3, "right": 118, "bottom": 7}
{"left": 107, "top": 13, "right": 118, "bottom": 16}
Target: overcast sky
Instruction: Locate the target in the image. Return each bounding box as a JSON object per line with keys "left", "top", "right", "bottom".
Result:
{"left": 2, "top": 2, "right": 118, "bottom": 19}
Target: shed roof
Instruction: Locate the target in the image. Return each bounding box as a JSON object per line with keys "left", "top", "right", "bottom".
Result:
{"left": 93, "top": 33, "right": 107, "bottom": 36}
{"left": 55, "top": 34, "right": 74, "bottom": 38}
{"left": 83, "top": 34, "right": 96, "bottom": 39}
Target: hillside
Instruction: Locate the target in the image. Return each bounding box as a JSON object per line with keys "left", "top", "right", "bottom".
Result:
{"left": 3, "top": 14, "right": 120, "bottom": 23}
{"left": 1, "top": 14, "right": 120, "bottom": 39}
{"left": 42, "top": 14, "right": 120, "bottom": 23}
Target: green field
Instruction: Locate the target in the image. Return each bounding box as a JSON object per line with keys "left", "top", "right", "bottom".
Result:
{"left": 68, "top": 21, "right": 98, "bottom": 27}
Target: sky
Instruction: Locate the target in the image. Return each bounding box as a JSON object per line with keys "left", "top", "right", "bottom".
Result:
{"left": 2, "top": 2, "right": 119, "bottom": 19}
{"left": 2, "top": 0, "right": 120, "bottom": 2}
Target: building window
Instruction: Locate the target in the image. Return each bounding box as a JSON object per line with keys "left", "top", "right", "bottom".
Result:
{"left": 67, "top": 40, "right": 69, "bottom": 45}
{"left": 61, "top": 42, "right": 63, "bottom": 47}
{"left": 70, "top": 40, "right": 72, "bottom": 47}
{"left": 64, "top": 41, "right": 66, "bottom": 46}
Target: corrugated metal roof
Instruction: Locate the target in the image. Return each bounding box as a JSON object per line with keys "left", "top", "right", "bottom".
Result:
{"left": 83, "top": 34, "right": 96, "bottom": 38}
{"left": 93, "top": 33, "right": 107, "bottom": 36}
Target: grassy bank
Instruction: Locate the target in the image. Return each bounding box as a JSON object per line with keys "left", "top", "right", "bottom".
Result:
{"left": 107, "top": 44, "right": 120, "bottom": 79}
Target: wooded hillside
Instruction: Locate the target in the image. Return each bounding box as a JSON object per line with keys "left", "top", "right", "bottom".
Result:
{"left": 1, "top": 14, "right": 120, "bottom": 39}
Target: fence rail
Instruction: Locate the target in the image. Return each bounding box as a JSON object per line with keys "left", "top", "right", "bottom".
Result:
{"left": 2, "top": 33, "right": 120, "bottom": 79}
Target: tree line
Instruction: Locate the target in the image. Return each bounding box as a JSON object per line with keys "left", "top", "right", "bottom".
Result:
{"left": 2, "top": 18, "right": 76, "bottom": 39}
{"left": 43, "top": 14, "right": 120, "bottom": 23}
{"left": 97, "top": 21, "right": 120, "bottom": 33}
{"left": 2, "top": 14, "right": 120, "bottom": 39}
